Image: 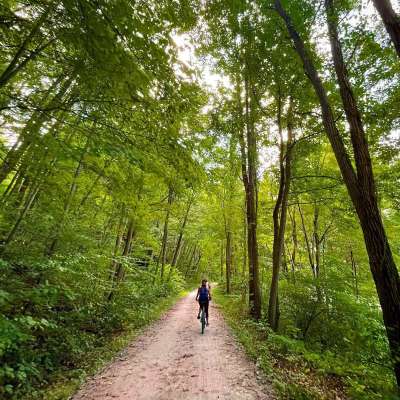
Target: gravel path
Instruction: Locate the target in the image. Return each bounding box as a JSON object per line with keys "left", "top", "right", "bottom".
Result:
{"left": 72, "top": 290, "right": 275, "bottom": 400}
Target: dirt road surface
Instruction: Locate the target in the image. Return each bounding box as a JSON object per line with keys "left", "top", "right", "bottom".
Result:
{"left": 72, "top": 290, "right": 275, "bottom": 400}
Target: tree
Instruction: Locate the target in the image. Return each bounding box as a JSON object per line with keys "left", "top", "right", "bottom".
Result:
{"left": 268, "top": 96, "right": 294, "bottom": 331}
{"left": 274, "top": 0, "right": 400, "bottom": 386}
{"left": 372, "top": 0, "right": 400, "bottom": 57}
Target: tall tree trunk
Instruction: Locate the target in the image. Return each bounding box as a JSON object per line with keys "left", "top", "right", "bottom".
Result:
{"left": 325, "top": 0, "right": 400, "bottom": 385}
{"left": 372, "top": 0, "right": 400, "bottom": 58}
{"left": 46, "top": 137, "right": 88, "bottom": 256}
{"left": 0, "top": 153, "right": 58, "bottom": 247}
{"left": 0, "top": 73, "right": 74, "bottom": 185}
{"left": 108, "top": 218, "right": 135, "bottom": 301}
{"left": 2, "top": 184, "right": 40, "bottom": 247}
{"left": 242, "top": 205, "right": 247, "bottom": 278}
{"left": 275, "top": 0, "right": 400, "bottom": 386}
{"left": 225, "top": 230, "right": 232, "bottom": 294}
{"left": 289, "top": 208, "right": 297, "bottom": 280}
{"left": 171, "top": 193, "right": 193, "bottom": 267}
{"left": 184, "top": 244, "right": 197, "bottom": 278}
{"left": 0, "top": 168, "right": 19, "bottom": 202}
{"left": 159, "top": 186, "right": 174, "bottom": 280}
{"left": 298, "top": 204, "right": 315, "bottom": 276}
{"left": 108, "top": 207, "right": 126, "bottom": 281}
{"left": 268, "top": 96, "right": 294, "bottom": 331}
{"left": 313, "top": 206, "right": 321, "bottom": 278}
{"left": 0, "top": 2, "right": 55, "bottom": 89}
{"left": 220, "top": 239, "right": 224, "bottom": 280}
{"left": 237, "top": 64, "right": 262, "bottom": 319}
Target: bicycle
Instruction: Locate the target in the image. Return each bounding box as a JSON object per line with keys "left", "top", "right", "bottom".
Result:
{"left": 199, "top": 303, "right": 206, "bottom": 334}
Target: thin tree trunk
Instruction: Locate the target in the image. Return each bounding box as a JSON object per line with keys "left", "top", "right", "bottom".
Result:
{"left": 159, "top": 186, "right": 174, "bottom": 280}
{"left": 268, "top": 92, "right": 285, "bottom": 330}
{"left": 0, "top": 2, "right": 55, "bottom": 89}
{"left": 313, "top": 206, "right": 321, "bottom": 278}
{"left": 298, "top": 204, "right": 315, "bottom": 276}
{"left": 108, "top": 207, "right": 126, "bottom": 281}
{"left": 289, "top": 208, "right": 297, "bottom": 278}
{"left": 194, "top": 252, "right": 202, "bottom": 274}
{"left": 237, "top": 64, "right": 261, "bottom": 319}
{"left": 242, "top": 205, "right": 247, "bottom": 278}
{"left": 46, "top": 137, "right": 88, "bottom": 256}
{"left": 2, "top": 184, "right": 40, "bottom": 246}
{"left": 220, "top": 240, "right": 224, "bottom": 280}
{"left": 1, "top": 150, "right": 57, "bottom": 247}
{"left": 184, "top": 244, "right": 197, "bottom": 278}
{"left": 0, "top": 166, "right": 20, "bottom": 203}
{"left": 268, "top": 97, "right": 294, "bottom": 331}
{"left": 226, "top": 230, "right": 232, "bottom": 294}
{"left": 108, "top": 218, "right": 135, "bottom": 301}
{"left": 171, "top": 193, "right": 193, "bottom": 267}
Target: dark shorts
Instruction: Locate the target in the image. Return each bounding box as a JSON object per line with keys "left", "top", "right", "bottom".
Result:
{"left": 199, "top": 300, "right": 209, "bottom": 319}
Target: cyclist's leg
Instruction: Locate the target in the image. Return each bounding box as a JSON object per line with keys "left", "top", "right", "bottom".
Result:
{"left": 205, "top": 300, "right": 209, "bottom": 324}
{"left": 199, "top": 302, "right": 205, "bottom": 320}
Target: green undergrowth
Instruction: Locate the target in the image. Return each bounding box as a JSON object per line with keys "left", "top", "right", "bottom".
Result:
{"left": 214, "top": 288, "right": 399, "bottom": 400}
{"left": 0, "top": 255, "right": 189, "bottom": 400}
{"left": 35, "top": 290, "right": 185, "bottom": 400}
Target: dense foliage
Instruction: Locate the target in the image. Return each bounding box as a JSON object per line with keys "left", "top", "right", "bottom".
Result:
{"left": 1, "top": 0, "right": 400, "bottom": 399}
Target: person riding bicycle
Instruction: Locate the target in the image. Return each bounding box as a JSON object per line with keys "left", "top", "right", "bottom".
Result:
{"left": 196, "top": 279, "right": 211, "bottom": 325}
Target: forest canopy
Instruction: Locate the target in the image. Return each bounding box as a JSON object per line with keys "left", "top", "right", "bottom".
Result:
{"left": 0, "top": 0, "right": 400, "bottom": 399}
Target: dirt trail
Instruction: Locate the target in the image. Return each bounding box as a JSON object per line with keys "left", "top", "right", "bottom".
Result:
{"left": 72, "top": 290, "right": 275, "bottom": 400}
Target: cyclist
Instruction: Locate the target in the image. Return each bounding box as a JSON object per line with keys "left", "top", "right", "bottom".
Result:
{"left": 196, "top": 279, "right": 211, "bottom": 325}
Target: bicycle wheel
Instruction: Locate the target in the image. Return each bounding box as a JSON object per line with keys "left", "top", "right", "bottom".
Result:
{"left": 201, "top": 308, "right": 206, "bottom": 334}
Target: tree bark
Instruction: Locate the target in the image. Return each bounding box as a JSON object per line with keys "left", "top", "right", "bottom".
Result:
{"left": 237, "top": 62, "right": 262, "bottom": 319}
{"left": 108, "top": 218, "right": 135, "bottom": 301}
{"left": 225, "top": 230, "right": 232, "bottom": 294}
{"left": 289, "top": 208, "right": 297, "bottom": 280}
{"left": 275, "top": 0, "right": 400, "bottom": 386}
{"left": 171, "top": 193, "right": 193, "bottom": 267}
{"left": 159, "top": 186, "right": 174, "bottom": 280}
{"left": 268, "top": 96, "right": 294, "bottom": 331}
{"left": 220, "top": 239, "right": 224, "bottom": 280}
{"left": 372, "top": 0, "right": 400, "bottom": 58}
{"left": 313, "top": 206, "right": 321, "bottom": 278}
{"left": 0, "top": 2, "right": 55, "bottom": 89}
{"left": 108, "top": 207, "right": 126, "bottom": 281}
{"left": 298, "top": 204, "right": 316, "bottom": 277}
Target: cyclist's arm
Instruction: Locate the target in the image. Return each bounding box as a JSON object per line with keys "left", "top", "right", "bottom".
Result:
{"left": 195, "top": 287, "right": 200, "bottom": 301}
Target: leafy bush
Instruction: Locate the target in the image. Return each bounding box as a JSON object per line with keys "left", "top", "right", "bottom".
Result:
{"left": 215, "top": 286, "right": 399, "bottom": 400}
{"left": 0, "top": 256, "right": 183, "bottom": 399}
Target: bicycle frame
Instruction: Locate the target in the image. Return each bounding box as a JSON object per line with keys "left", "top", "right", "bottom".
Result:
{"left": 200, "top": 304, "right": 206, "bottom": 334}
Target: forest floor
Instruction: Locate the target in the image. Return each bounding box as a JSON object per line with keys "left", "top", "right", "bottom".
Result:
{"left": 71, "top": 290, "right": 275, "bottom": 400}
